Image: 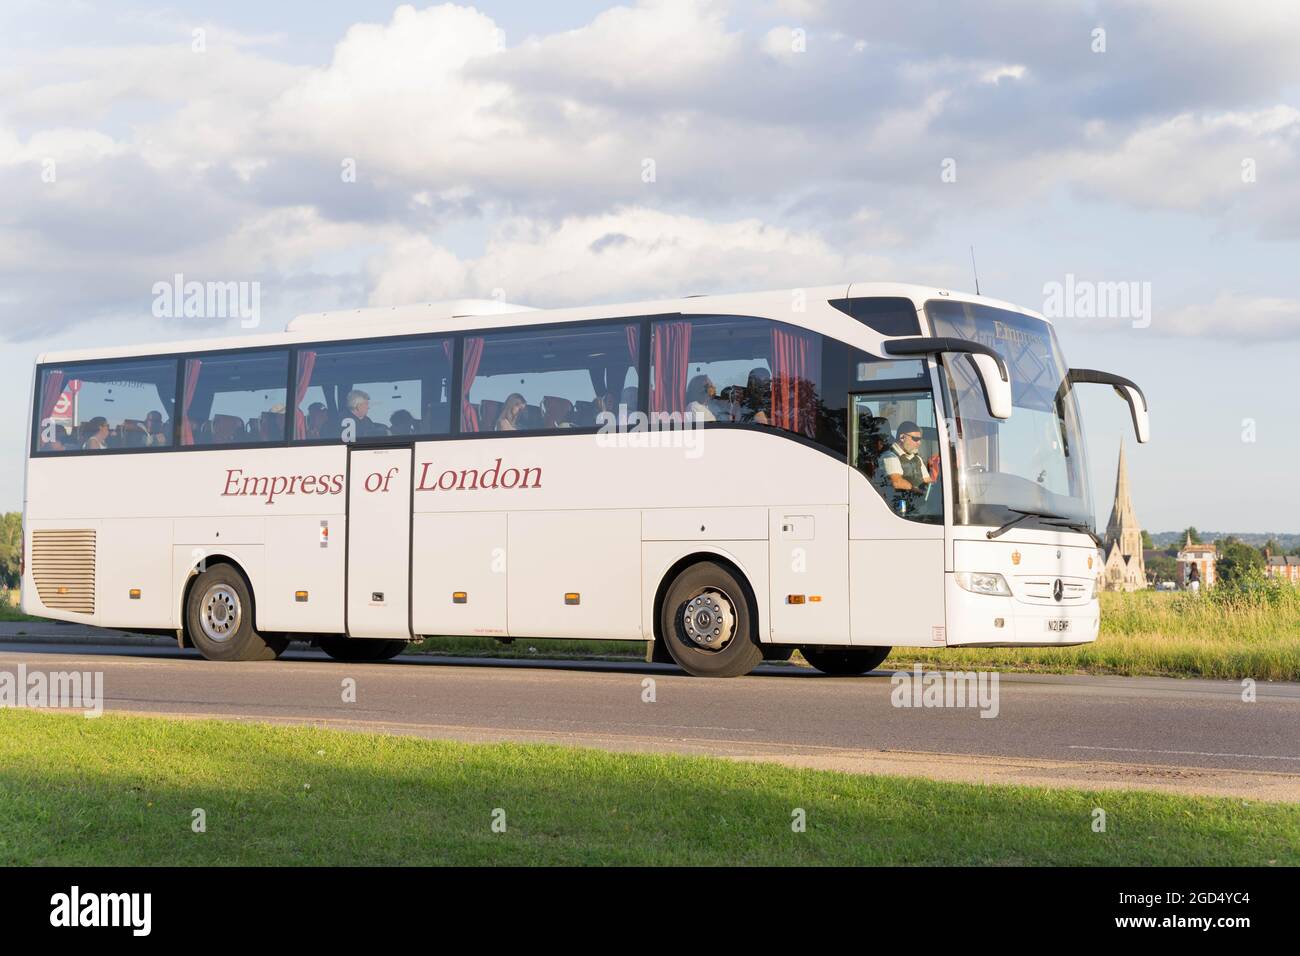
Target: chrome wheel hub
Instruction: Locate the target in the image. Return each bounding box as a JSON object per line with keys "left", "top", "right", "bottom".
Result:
{"left": 200, "top": 585, "right": 241, "bottom": 643}
{"left": 681, "top": 589, "right": 736, "bottom": 650}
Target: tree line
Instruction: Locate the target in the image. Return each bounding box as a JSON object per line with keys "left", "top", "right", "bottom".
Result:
{"left": 1142, "top": 526, "right": 1300, "bottom": 588}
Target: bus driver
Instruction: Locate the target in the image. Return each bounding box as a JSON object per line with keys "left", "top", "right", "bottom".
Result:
{"left": 879, "top": 420, "right": 939, "bottom": 513}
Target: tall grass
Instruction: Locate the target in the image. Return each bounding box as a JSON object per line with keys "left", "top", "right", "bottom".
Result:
{"left": 885, "top": 584, "right": 1300, "bottom": 680}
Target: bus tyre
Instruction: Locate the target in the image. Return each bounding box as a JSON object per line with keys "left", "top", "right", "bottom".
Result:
{"left": 660, "top": 562, "right": 763, "bottom": 678}
{"left": 801, "top": 646, "right": 891, "bottom": 676}
{"left": 186, "top": 565, "right": 286, "bottom": 662}
{"left": 318, "top": 636, "right": 407, "bottom": 662}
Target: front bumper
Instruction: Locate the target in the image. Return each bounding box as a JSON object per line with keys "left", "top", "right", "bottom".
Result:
{"left": 943, "top": 574, "right": 1099, "bottom": 647}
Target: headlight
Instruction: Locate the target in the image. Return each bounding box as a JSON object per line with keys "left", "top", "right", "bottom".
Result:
{"left": 1092, "top": 575, "right": 1100, "bottom": 599}
{"left": 955, "top": 571, "right": 1012, "bottom": 596}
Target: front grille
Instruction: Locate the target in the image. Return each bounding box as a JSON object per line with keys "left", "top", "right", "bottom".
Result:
{"left": 1015, "top": 576, "right": 1089, "bottom": 606}
{"left": 31, "top": 529, "right": 96, "bottom": 615}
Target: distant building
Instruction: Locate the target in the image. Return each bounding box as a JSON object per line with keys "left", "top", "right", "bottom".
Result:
{"left": 1264, "top": 550, "right": 1300, "bottom": 585}
{"left": 1177, "top": 534, "right": 1217, "bottom": 590}
{"left": 1101, "top": 441, "right": 1146, "bottom": 591}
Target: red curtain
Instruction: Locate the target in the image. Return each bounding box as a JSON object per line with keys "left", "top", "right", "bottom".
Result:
{"left": 770, "top": 326, "right": 819, "bottom": 437}
{"left": 626, "top": 324, "right": 639, "bottom": 364}
{"left": 460, "top": 337, "right": 485, "bottom": 432}
{"left": 181, "top": 359, "right": 202, "bottom": 445}
{"left": 293, "top": 351, "right": 317, "bottom": 439}
{"left": 651, "top": 321, "right": 692, "bottom": 414}
{"left": 39, "top": 370, "right": 66, "bottom": 423}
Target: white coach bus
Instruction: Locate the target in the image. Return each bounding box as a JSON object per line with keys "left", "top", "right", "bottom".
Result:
{"left": 21, "top": 283, "right": 1148, "bottom": 677}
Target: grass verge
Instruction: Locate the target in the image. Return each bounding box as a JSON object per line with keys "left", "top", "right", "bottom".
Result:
{"left": 1, "top": 710, "right": 1295, "bottom": 866}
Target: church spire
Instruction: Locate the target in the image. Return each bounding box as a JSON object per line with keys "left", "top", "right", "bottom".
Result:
{"left": 1105, "top": 439, "right": 1137, "bottom": 541}
{"left": 1102, "top": 439, "right": 1147, "bottom": 590}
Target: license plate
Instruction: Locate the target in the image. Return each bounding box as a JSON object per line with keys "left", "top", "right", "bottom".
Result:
{"left": 1045, "top": 619, "right": 1071, "bottom": 633}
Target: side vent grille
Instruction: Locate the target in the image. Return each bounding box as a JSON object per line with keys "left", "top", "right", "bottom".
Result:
{"left": 31, "top": 529, "right": 96, "bottom": 615}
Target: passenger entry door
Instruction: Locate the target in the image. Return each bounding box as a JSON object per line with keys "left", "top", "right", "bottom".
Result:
{"left": 848, "top": 391, "right": 947, "bottom": 647}
{"left": 346, "top": 446, "right": 414, "bottom": 639}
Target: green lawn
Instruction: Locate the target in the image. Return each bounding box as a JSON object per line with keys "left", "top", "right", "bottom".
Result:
{"left": 0, "top": 710, "right": 1294, "bottom": 866}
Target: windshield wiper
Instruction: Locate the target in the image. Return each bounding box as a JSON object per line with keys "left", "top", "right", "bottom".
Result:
{"left": 986, "top": 509, "right": 1065, "bottom": 539}
{"left": 1042, "top": 519, "right": 1102, "bottom": 547}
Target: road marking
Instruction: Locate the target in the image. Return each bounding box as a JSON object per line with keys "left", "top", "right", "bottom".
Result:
{"left": 1070, "top": 745, "right": 1300, "bottom": 762}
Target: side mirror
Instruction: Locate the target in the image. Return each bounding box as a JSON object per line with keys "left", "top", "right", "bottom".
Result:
{"left": 883, "top": 336, "right": 1012, "bottom": 420}
{"left": 1063, "top": 369, "right": 1150, "bottom": 443}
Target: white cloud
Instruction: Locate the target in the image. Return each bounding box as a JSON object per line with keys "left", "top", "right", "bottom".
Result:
{"left": 365, "top": 206, "right": 895, "bottom": 308}
{"left": 1162, "top": 293, "right": 1300, "bottom": 340}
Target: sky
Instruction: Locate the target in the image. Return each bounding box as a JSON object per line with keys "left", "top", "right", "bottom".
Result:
{"left": 2, "top": 0, "right": 1298, "bottom": 532}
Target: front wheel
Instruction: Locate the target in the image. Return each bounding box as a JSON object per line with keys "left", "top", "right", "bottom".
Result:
{"left": 186, "top": 565, "right": 287, "bottom": 662}
{"left": 659, "top": 562, "right": 763, "bottom": 678}
{"left": 801, "top": 646, "right": 891, "bottom": 676}
{"left": 318, "top": 636, "right": 408, "bottom": 662}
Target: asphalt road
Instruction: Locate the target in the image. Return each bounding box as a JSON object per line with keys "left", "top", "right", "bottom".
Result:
{"left": 3, "top": 636, "right": 1299, "bottom": 801}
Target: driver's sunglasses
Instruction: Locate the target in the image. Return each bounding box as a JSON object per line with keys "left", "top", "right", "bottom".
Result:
{"left": 904, "top": 433, "right": 922, "bottom": 442}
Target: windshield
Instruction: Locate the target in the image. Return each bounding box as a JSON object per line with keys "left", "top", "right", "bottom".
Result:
{"left": 926, "top": 299, "right": 1094, "bottom": 529}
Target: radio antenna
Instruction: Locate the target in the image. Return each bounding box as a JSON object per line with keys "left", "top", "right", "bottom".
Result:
{"left": 970, "top": 245, "right": 981, "bottom": 295}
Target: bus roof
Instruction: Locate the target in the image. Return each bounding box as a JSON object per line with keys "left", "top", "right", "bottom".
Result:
{"left": 36, "top": 281, "right": 1047, "bottom": 366}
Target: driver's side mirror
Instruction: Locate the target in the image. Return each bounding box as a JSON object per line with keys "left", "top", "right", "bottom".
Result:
{"left": 883, "top": 336, "right": 1012, "bottom": 420}
{"left": 1064, "top": 369, "right": 1149, "bottom": 443}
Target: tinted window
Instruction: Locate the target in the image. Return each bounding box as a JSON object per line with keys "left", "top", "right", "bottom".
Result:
{"left": 649, "top": 315, "right": 829, "bottom": 441}
{"left": 461, "top": 323, "right": 639, "bottom": 433}
{"left": 294, "top": 338, "right": 452, "bottom": 442}
{"left": 829, "top": 296, "right": 921, "bottom": 336}
{"left": 34, "top": 358, "right": 178, "bottom": 453}
{"left": 182, "top": 350, "right": 289, "bottom": 446}
{"left": 852, "top": 354, "right": 928, "bottom": 386}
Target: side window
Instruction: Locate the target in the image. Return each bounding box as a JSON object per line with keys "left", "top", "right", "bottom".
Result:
{"left": 181, "top": 351, "right": 289, "bottom": 446}
{"left": 851, "top": 391, "right": 943, "bottom": 524}
{"left": 34, "top": 359, "right": 178, "bottom": 453}
{"left": 461, "top": 323, "right": 639, "bottom": 433}
{"left": 648, "top": 315, "right": 824, "bottom": 438}
{"left": 293, "top": 338, "right": 452, "bottom": 442}
{"left": 829, "top": 296, "right": 921, "bottom": 336}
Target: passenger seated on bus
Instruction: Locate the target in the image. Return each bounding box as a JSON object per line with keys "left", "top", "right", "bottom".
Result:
{"left": 685, "top": 375, "right": 718, "bottom": 422}
{"left": 542, "top": 396, "right": 574, "bottom": 428}
{"left": 119, "top": 420, "right": 148, "bottom": 448}
{"left": 306, "top": 403, "right": 329, "bottom": 439}
{"left": 144, "top": 410, "right": 169, "bottom": 446}
{"left": 345, "top": 389, "right": 387, "bottom": 438}
{"left": 212, "top": 414, "right": 244, "bottom": 444}
{"left": 389, "top": 409, "right": 418, "bottom": 436}
{"left": 621, "top": 385, "right": 639, "bottom": 413}
{"left": 743, "top": 367, "right": 771, "bottom": 425}
{"left": 81, "top": 417, "right": 110, "bottom": 450}
{"left": 41, "top": 424, "right": 70, "bottom": 451}
{"left": 495, "top": 393, "right": 526, "bottom": 431}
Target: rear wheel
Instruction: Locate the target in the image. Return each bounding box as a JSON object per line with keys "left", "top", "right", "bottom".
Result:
{"left": 801, "top": 645, "right": 891, "bottom": 676}
{"left": 659, "top": 562, "right": 763, "bottom": 678}
{"left": 185, "top": 565, "right": 286, "bottom": 662}
{"left": 318, "top": 636, "right": 408, "bottom": 662}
